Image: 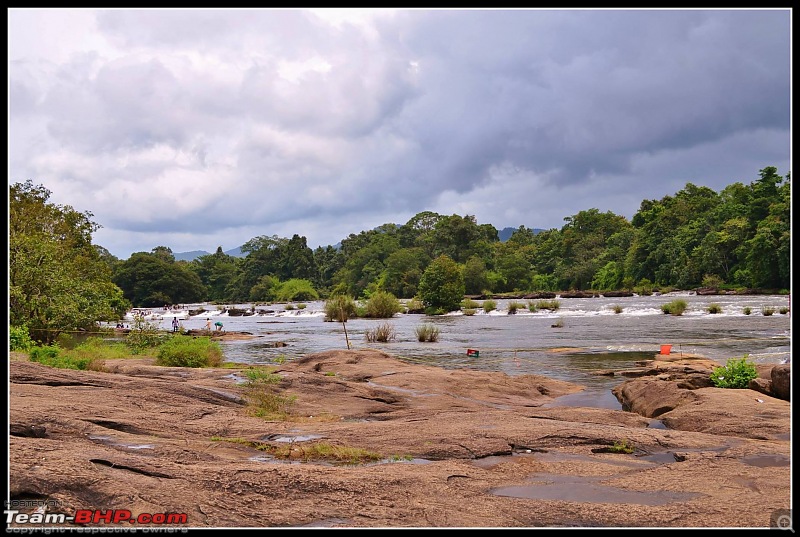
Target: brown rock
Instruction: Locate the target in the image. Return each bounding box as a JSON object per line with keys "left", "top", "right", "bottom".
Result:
{"left": 771, "top": 364, "right": 790, "bottom": 401}
{"left": 8, "top": 350, "right": 790, "bottom": 528}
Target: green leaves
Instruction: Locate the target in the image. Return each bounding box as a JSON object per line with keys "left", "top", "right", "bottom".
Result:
{"left": 710, "top": 356, "right": 758, "bottom": 389}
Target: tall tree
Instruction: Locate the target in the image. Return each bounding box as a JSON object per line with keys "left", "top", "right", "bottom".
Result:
{"left": 10, "top": 181, "right": 130, "bottom": 343}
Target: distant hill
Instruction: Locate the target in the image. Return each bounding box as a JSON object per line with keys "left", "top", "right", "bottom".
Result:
{"left": 498, "top": 227, "right": 545, "bottom": 242}
{"left": 173, "top": 247, "right": 244, "bottom": 262}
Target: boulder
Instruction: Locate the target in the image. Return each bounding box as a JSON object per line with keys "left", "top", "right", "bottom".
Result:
{"left": 771, "top": 364, "right": 790, "bottom": 401}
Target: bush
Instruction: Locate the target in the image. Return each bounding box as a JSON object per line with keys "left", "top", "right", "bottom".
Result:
{"left": 405, "top": 297, "right": 424, "bottom": 314}
{"left": 661, "top": 299, "right": 688, "bottom": 316}
{"left": 710, "top": 356, "right": 758, "bottom": 389}
{"left": 156, "top": 336, "right": 223, "bottom": 368}
{"left": 482, "top": 299, "right": 497, "bottom": 313}
{"left": 507, "top": 301, "right": 525, "bottom": 314}
{"left": 365, "top": 291, "right": 402, "bottom": 318}
{"left": 743, "top": 306, "right": 752, "bottom": 315}
{"left": 126, "top": 316, "right": 168, "bottom": 354}
{"left": 415, "top": 324, "right": 440, "bottom": 342}
{"left": 462, "top": 308, "right": 477, "bottom": 316}
{"left": 365, "top": 322, "right": 396, "bottom": 343}
{"left": 707, "top": 303, "right": 722, "bottom": 314}
{"left": 761, "top": 306, "right": 775, "bottom": 316}
{"left": 274, "top": 279, "right": 319, "bottom": 302}
{"left": 461, "top": 298, "right": 480, "bottom": 310}
{"left": 612, "top": 304, "right": 624, "bottom": 314}
{"left": 10, "top": 324, "right": 35, "bottom": 352}
{"left": 535, "top": 299, "right": 561, "bottom": 311}
{"left": 324, "top": 295, "right": 358, "bottom": 322}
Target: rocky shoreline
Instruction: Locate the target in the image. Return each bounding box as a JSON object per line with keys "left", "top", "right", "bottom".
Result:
{"left": 8, "top": 349, "right": 790, "bottom": 528}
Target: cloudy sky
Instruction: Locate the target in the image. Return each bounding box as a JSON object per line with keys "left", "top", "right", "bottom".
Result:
{"left": 8, "top": 8, "right": 791, "bottom": 260}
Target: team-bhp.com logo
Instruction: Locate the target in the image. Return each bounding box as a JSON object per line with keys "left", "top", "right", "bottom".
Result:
{"left": 5, "top": 499, "right": 188, "bottom": 530}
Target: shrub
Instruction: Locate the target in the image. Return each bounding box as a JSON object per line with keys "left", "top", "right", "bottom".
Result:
{"left": 482, "top": 299, "right": 497, "bottom": 313}
{"left": 707, "top": 303, "right": 722, "bottom": 314}
{"left": 126, "top": 316, "right": 168, "bottom": 354}
{"left": 710, "top": 356, "right": 758, "bottom": 389}
{"left": 365, "top": 322, "right": 396, "bottom": 343}
{"left": 608, "top": 439, "right": 635, "bottom": 454}
{"left": 462, "top": 308, "right": 477, "bottom": 316}
{"left": 297, "top": 303, "right": 307, "bottom": 310}
{"left": 612, "top": 304, "right": 624, "bottom": 314}
{"left": 527, "top": 301, "right": 538, "bottom": 312}
{"left": 661, "top": 299, "right": 688, "bottom": 316}
{"left": 415, "top": 324, "right": 440, "bottom": 342}
{"left": 779, "top": 307, "right": 789, "bottom": 315}
{"left": 324, "top": 295, "right": 358, "bottom": 322}
{"left": 701, "top": 274, "right": 724, "bottom": 289}
{"left": 284, "top": 304, "right": 296, "bottom": 311}
{"left": 461, "top": 298, "right": 480, "bottom": 310}
{"left": 405, "top": 297, "right": 424, "bottom": 313}
{"left": 156, "top": 336, "right": 223, "bottom": 368}
{"left": 761, "top": 306, "right": 775, "bottom": 316}
{"left": 365, "top": 291, "right": 402, "bottom": 318}
{"left": 10, "top": 324, "right": 35, "bottom": 352}
{"left": 743, "top": 306, "right": 752, "bottom": 315}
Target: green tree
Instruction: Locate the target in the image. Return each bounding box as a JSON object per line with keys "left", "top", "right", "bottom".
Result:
{"left": 462, "top": 255, "right": 490, "bottom": 294}
{"left": 112, "top": 252, "right": 206, "bottom": 307}
{"left": 418, "top": 255, "right": 465, "bottom": 313}
{"left": 10, "top": 181, "right": 130, "bottom": 343}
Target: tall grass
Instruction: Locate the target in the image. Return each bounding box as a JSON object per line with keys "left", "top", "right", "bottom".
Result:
{"left": 324, "top": 295, "right": 358, "bottom": 322}
{"left": 415, "top": 324, "right": 440, "bottom": 342}
{"left": 482, "top": 299, "right": 497, "bottom": 313}
{"left": 156, "top": 335, "right": 223, "bottom": 367}
{"left": 365, "top": 322, "right": 397, "bottom": 343}
{"left": 365, "top": 291, "right": 402, "bottom": 318}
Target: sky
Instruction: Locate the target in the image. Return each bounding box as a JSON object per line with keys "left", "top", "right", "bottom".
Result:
{"left": 8, "top": 8, "right": 792, "bottom": 260}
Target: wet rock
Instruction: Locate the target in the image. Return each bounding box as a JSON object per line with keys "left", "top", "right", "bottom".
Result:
{"left": 771, "top": 364, "right": 790, "bottom": 401}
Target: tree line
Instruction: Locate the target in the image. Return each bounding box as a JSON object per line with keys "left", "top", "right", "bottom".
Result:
{"left": 9, "top": 166, "right": 790, "bottom": 342}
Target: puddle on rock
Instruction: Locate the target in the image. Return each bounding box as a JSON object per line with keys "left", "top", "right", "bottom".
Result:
{"left": 542, "top": 389, "right": 622, "bottom": 410}
{"left": 88, "top": 435, "right": 154, "bottom": 450}
{"left": 647, "top": 419, "right": 669, "bottom": 429}
{"left": 742, "top": 454, "right": 790, "bottom": 467}
{"left": 261, "top": 433, "right": 323, "bottom": 443}
{"left": 490, "top": 473, "right": 701, "bottom": 505}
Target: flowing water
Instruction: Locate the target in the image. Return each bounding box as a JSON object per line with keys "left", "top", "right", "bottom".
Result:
{"left": 148, "top": 293, "right": 790, "bottom": 408}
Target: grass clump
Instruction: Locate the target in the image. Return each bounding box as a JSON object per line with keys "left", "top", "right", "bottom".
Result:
{"left": 743, "top": 306, "right": 752, "bottom": 315}
{"left": 213, "top": 437, "right": 383, "bottom": 465}
{"left": 415, "top": 324, "right": 440, "bottom": 342}
{"left": 710, "top": 356, "right": 757, "bottom": 389}
{"left": 482, "top": 299, "right": 497, "bottom": 313}
{"left": 707, "top": 303, "right": 723, "bottom": 314}
{"left": 462, "top": 298, "right": 480, "bottom": 310}
{"left": 241, "top": 366, "right": 296, "bottom": 419}
{"left": 535, "top": 299, "right": 561, "bottom": 311}
{"left": 779, "top": 307, "right": 789, "bottom": 315}
{"left": 608, "top": 439, "right": 635, "bottom": 454}
{"left": 462, "top": 308, "right": 477, "bottom": 316}
{"left": 761, "top": 306, "right": 775, "bottom": 316}
{"left": 612, "top": 304, "right": 624, "bottom": 314}
{"left": 365, "top": 322, "right": 397, "bottom": 343}
{"left": 156, "top": 335, "right": 223, "bottom": 367}
{"left": 661, "top": 299, "right": 688, "bottom": 316}
{"left": 507, "top": 301, "right": 525, "bottom": 315}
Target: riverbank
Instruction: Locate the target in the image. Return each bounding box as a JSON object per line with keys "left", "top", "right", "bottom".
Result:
{"left": 8, "top": 349, "right": 790, "bottom": 528}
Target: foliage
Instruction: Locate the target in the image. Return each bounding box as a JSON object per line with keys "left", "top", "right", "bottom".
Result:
{"left": 707, "top": 303, "right": 723, "bottom": 314}
{"left": 418, "top": 255, "right": 465, "bottom": 312}
{"left": 156, "top": 335, "right": 223, "bottom": 368}
{"left": 534, "top": 299, "right": 561, "bottom": 311}
{"left": 29, "top": 345, "right": 94, "bottom": 370}
{"left": 661, "top": 299, "right": 688, "bottom": 316}
{"left": 274, "top": 278, "right": 319, "bottom": 302}
{"left": 482, "top": 299, "right": 497, "bottom": 313}
{"left": 710, "top": 356, "right": 758, "bottom": 389}
{"left": 507, "top": 301, "right": 525, "bottom": 314}
{"left": 324, "top": 295, "right": 358, "bottom": 322}
{"left": 365, "top": 322, "right": 396, "bottom": 343}
{"left": 415, "top": 324, "right": 440, "bottom": 342}
{"left": 461, "top": 298, "right": 480, "bottom": 310}
{"left": 10, "top": 181, "right": 131, "bottom": 344}
{"left": 761, "top": 306, "right": 775, "bottom": 316}
{"left": 125, "top": 316, "right": 168, "bottom": 354}
{"left": 10, "top": 324, "right": 35, "bottom": 352}
{"left": 112, "top": 250, "right": 206, "bottom": 307}
{"left": 612, "top": 304, "right": 624, "bottom": 314}
{"left": 743, "top": 306, "right": 752, "bottom": 315}
{"left": 404, "top": 297, "right": 424, "bottom": 313}
{"left": 364, "top": 290, "right": 402, "bottom": 318}
{"left": 608, "top": 439, "right": 635, "bottom": 454}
